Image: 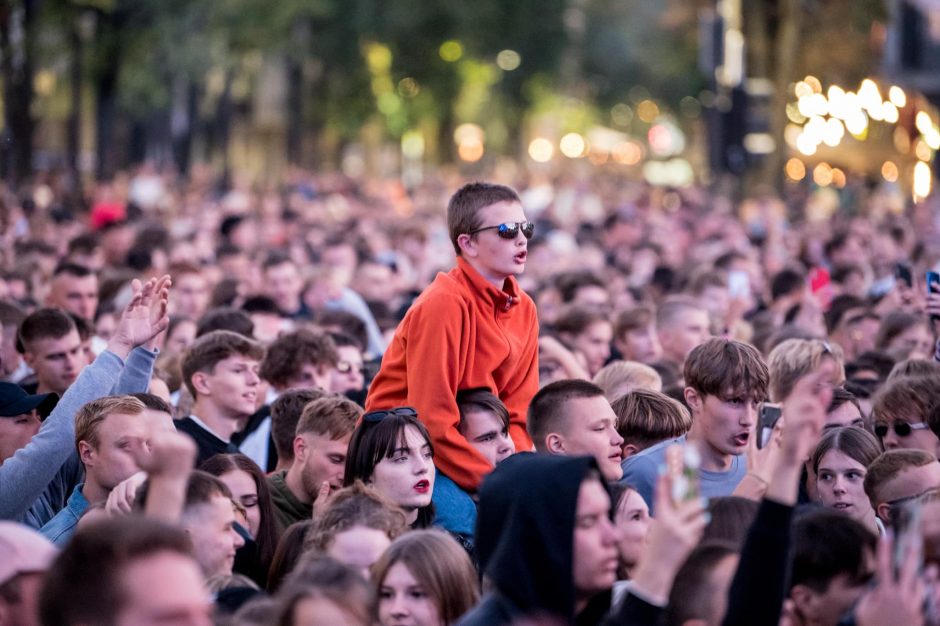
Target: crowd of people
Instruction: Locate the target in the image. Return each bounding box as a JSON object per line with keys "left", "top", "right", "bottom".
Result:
{"left": 0, "top": 165, "right": 939, "bottom": 625}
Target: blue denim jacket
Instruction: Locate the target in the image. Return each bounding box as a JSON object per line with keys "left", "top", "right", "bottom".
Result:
{"left": 39, "top": 484, "right": 89, "bottom": 547}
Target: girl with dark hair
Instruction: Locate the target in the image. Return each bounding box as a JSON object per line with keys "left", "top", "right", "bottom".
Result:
{"left": 201, "top": 453, "right": 281, "bottom": 587}
{"left": 344, "top": 408, "right": 436, "bottom": 528}
{"left": 812, "top": 426, "right": 882, "bottom": 535}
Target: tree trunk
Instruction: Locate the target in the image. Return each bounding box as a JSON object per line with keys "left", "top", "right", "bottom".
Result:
{"left": 67, "top": 19, "right": 83, "bottom": 181}
{"left": 0, "top": 0, "right": 37, "bottom": 187}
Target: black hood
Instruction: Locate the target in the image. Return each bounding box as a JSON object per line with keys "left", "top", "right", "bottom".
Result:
{"left": 474, "top": 452, "right": 601, "bottom": 622}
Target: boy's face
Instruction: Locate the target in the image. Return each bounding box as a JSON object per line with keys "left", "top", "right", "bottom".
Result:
{"left": 551, "top": 395, "right": 625, "bottom": 481}
{"left": 195, "top": 354, "right": 261, "bottom": 418}
{"left": 24, "top": 330, "right": 85, "bottom": 394}
{"left": 459, "top": 407, "right": 515, "bottom": 466}
{"left": 462, "top": 200, "right": 529, "bottom": 284}
{"left": 687, "top": 388, "right": 758, "bottom": 458}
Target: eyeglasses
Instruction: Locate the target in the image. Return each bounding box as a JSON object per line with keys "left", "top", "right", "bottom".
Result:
{"left": 336, "top": 361, "right": 365, "bottom": 375}
{"left": 362, "top": 406, "right": 418, "bottom": 423}
{"left": 468, "top": 221, "right": 535, "bottom": 240}
{"left": 873, "top": 421, "right": 931, "bottom": 438}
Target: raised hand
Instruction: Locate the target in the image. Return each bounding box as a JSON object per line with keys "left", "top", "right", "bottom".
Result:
{"left": 129, "top": 430, "right": 196, "bottom": 481}
{"left": 629, "top": 470, "right": 708, "bottom": 605}
{"left": 855, "top": 532, "right": 925, "bottom": 626}
{"left": 107, "top": 275, "right": 171, "bottom": 359}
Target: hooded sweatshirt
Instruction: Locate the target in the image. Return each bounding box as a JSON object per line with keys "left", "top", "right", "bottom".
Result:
{"left": 457, "top": 453, "right": 612, "bottom": 626}
{"left": 365, "top": 256, "right": 538, "bottom": 493}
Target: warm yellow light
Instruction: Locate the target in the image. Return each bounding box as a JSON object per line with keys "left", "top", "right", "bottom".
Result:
{"left": 559, "top": 133, "right": 587, "bottom": 158}
{"left": 926, "top": 130, "right": 940, "bottom": 150}
{"left": 858, "top": 79, "right": 882, "bottom": 113}
{"left": 458, "top": 139, "right": 484, "bottom": 162}
{"left": 798, "top": 94, "right": 828, "bottom": 118}
{"left": 914, "top": 160, "right": 932, "bottom": 200}
{"left": 636, "top": 100, "right": 660, "bottom": 123}
{"left": 845, "top": 111, "right": 868, "bottom": 136}
{"left": 796, "top": 132, "right": 818, "bottom": 156}
{"left": 454, "top": 123, "right": 484, "bottom": 145}
{"left": 401, "top": 131, "right": 425, "bottom": 159}
{"left": 916, "top": 139, "right": 933, "bottom": 162}
{"left": 889, "top": 86, "right": 907, "bottom": 108}
{"left": 894, "top": 127, "right": 912, "bottom": 153}
{"left": 916, "top": 111, "right": 934, "bottom": 135}
{"left": 795, "top": 81, "right": 813, "bottom": 98}
{"left": 804, "top": 76, "right": 823, "bottom": 93}
{"left": 813, "top": 163, "right": 833, "bottom": 187}
{"left": 528, "top": 138, "right": 554, "bottom": 163}
{"left": 785, "top": 158, "right": 806, "bottom": 181}
{"left": 588, "top": 149, "right": 609, "bottom": 165}
{"left": 786, "top": 103, "right": 807, "bottom": 124}
{"left": 823, "top": 118, "right": 845, "bottom": 147}
{"left": 611, "top": 141, "right": 643, "bottom": 165}
{"left": 882, "top": 102, "right": 899, "bottom": 124}
{"left": 882, "top": 161, "right": 899, "bottom": 182}
{"left": 784, "top": 124, "right": 802, "bottom": 148}
{"left": 831, "top": 168, "right": 847, "bottom": 188}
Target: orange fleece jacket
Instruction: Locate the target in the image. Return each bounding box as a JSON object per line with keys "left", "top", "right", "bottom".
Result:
{"left": 366, "top": 256, "right": 538, "bottom": 492}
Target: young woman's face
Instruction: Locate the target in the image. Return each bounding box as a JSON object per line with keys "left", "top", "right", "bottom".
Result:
{"left": 614, "top": 489, "right": 650, "bottom": 571}
{"left": 218, "top": 469, "right": 260, "bottom": 538}
{"left": 816, "top": 449, "right": 872, "bottom": 522}
{"left": 370, "top": 426, "right": 434, "bottom": 522}
{"left": 378, "top": 561, "right": 443, "bottom": 626}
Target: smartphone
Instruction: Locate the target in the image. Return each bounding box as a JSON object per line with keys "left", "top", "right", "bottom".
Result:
{"left": 928, "top": 271, "right": 940, "bottom": 322}
{"left": 757, "top": 403, "right": 783, "bottom": 450}
{"left": 896, "top": 263, "right": 914, "bottom": 289}
{"left": 665, "top": 445, "right": 701, "bottom": 504}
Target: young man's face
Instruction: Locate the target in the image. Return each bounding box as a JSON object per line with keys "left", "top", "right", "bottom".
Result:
{"left": 688, "top": 389, "right": 758, "bottom": 458}
{"left": 0, "top": 410, "right": 41, "bottom": 464}
{"left": 615, "top": 325, "right": 662, "bottom": 364}
{"left": 48, "top": 273, "right": 99, "bottom": 321}
{"left": 265, "top": 262, "right": 303, "bottom": 313}
{"left": 195, "top": 355, "right": 261, "bottom": 419}
{"left": 81, "top": 411, "right": 150, "bottom": 494}
{"left": 297, "top": 431, "right": 351, "bottom": 499}
{"left": 878, "top": 410, "right": 939, "bottom": 453}
{"left": 572, "top": 477, "right": 619, "bottom": 603}
{"left": 24, "top": 330, "right": 85, "bottom": 394}
{"left": 183, "top": 495, "right": 245, "bottom": 578}
{"left": 550, "top": 395, "right": 625, "bottom": 481}
{"left": 462, "top": 200, "right": 529, "bottom": 284}
{"left": 459, "top": 407, "right": 515, "bottom": 466}
{"left": 115, "top": 551, "right": 213, "bottom": 626}
{"left": 568, "top": 321, "right": 613, "bottom": 377}
{"left": 329, "top": 345, "right": 365, "bottom": 394}
{"left": 173, "top": 273, "right": 210, "bottom": 319}
{"left": 791, "top": 553, "right": 874, "bottom": 626}
{"left": 284, "top": 361, "right": 332, "bottom": 393}
{"left": 658, "top": 308, "right": 711, "bottom": 365}
{"left": 875, "top": 462, "right": 940, "bottom": 522}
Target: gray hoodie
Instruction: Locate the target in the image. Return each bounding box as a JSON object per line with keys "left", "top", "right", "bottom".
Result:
{"left": 0, "top": 347, "right": 156, "bottom": 524}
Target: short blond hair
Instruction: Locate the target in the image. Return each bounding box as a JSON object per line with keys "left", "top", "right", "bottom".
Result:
{"left": 74, "top": 395, "right": 146, "bottom": 452}
{"left": 593, "top": 360, "right": 662, "bottom": 403}
{"left": 768, "top": 339, "right": 844, "bottom": 402}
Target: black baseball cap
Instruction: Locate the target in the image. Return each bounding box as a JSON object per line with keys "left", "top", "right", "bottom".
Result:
{"left": 0, "top": 383, "right": 58, "bottom": 419}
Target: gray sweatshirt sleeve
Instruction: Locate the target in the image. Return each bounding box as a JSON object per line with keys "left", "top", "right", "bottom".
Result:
{"left": 0, "top": 350, "right": 125, "bottom": 521}
{"left": 111, "top": 346, "right": 157, "bottom": 394}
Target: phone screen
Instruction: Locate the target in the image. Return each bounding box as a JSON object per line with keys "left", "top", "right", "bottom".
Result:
{"left": 758, "top": 403, "right": 782, "bottom": 450}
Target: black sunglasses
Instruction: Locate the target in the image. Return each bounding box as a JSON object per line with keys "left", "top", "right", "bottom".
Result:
{"left": 363, "top": 406, "right": 418, "bottom": 423}
{"left": 469, "top": 221, "right": 535, "bottom": 240}
{"left": 873, "top": 421, "right": 930, "bottom": 438}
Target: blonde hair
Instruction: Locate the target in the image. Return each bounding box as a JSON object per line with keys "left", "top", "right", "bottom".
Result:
{"left": 768, "top": 339, "right": 844, "bottom": 402}
{"left": 74, "top": 395, "right": 146, "bottom": 452}
{"left": 593, "top": 360, "right": 662, "bottom": 403}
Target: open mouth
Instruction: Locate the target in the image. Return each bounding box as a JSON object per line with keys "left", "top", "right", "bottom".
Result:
{"left": 832, "top": 502, "right": 852, "bottom": 510}
{"left": 413, "top": 480, "right": 430, "bottom": 493}
{"left": 733, "top": 432, "right": 749, "bottom": 446}
{"left": 514, "top": 251, "right": 527, "bottom": 263}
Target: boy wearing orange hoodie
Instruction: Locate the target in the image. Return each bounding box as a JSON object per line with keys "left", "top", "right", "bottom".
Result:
{"left": 366, "top": 182, "right": 538, "bottom": 493}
